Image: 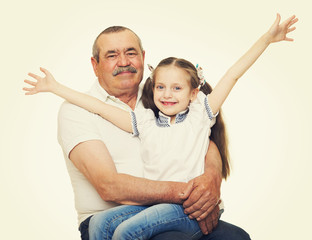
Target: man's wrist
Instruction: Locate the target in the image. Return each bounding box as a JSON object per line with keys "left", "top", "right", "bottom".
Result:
{"left": 166, "top": 182, "right": 188, "bottom": 204}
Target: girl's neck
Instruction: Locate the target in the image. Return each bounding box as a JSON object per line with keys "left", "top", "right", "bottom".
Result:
{"left": 170, "top": 116, "right": 176, "bottom": 124}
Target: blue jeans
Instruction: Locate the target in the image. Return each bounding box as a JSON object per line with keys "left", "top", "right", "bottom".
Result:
{"left": 150, "top": 221, "right": 251, "bottom": 240}
{"left": 88, "top": 204, "right": 202, "bottom": 240}
{"left": 80, "top": 206, "right": 251, "bottom": 240}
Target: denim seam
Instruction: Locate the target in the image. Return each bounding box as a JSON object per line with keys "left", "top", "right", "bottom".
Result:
{"left": 130, "top": 216, "right": 198, "bottom": 239}
{"left": 101, "top": 208, "right": 145, "bottom": 240}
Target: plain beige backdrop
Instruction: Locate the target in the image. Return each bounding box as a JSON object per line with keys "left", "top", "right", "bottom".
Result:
{"left": 1, "top": 0, "right": 311, "bottom": 239}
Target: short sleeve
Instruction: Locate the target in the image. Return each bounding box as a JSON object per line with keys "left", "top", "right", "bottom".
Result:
{"left": 57, "top": 101, "right": 102, "bottom": 158}
{"left": 195, "top": 91, "right": 219, "bottom": 123}
{"left": 130, "top": 108, "right": 155, "bottom": 137}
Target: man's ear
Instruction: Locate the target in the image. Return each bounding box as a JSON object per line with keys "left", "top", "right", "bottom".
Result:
{"left": 190, "top": 88, "right": 199, "bottom": 102}
{"left": 91, "top": 57, "right": 99, "bottom": 77}
{"left": 142, "top": 50, "right": 146, "bottom": 61}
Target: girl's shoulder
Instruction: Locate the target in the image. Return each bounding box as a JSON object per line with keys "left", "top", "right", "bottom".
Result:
{"left": 133, "top": 107, "right": 156, "bottom": 123}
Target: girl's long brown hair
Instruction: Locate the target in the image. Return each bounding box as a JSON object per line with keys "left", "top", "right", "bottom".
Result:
{"left": 142, "top": 57, "right": 230, "bottom": 179}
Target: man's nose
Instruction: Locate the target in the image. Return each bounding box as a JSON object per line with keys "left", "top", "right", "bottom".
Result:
{"left": 117, "top": 54, "right": 130, "bottom": 66}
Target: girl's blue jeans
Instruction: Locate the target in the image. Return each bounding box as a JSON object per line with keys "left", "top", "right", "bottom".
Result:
{"left": 89, "top": 203, "right": 202, "bottom": 240}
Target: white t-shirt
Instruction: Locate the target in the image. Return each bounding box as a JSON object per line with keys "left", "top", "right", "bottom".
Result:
{"left": 131, "top": 91, "right": 217, "bottom": 182}
{"left": 57, "top": 81, "right": 144, "bottom": 225}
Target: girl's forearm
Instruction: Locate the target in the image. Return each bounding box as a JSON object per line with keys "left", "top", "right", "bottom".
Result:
{"left": 226, "top": 32, "right": 271, "bottom": 81}
{"left": 209, "top": 32, "right": 272, "bottom": 113}
{"left": 52, "top": 83, "right": 133, "bottom": 132}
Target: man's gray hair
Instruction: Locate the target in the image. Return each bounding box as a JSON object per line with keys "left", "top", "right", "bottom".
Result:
{"left": 92, "top": 26, "right": 144, "bottom": 62}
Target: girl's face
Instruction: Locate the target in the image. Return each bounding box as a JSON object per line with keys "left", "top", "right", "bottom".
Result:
{"left": 153, "top": 66, "right": 198, "bottom": 119}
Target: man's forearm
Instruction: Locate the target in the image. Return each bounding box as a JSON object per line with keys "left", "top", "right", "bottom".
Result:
{"left": 102, "top": 173, "right": 188, "bottom": 205}
{"left": 204, "top": 141, "right": 222, "bottom": 179}
{"left": 70, "top": 139, "right": 188, "bottom": 206}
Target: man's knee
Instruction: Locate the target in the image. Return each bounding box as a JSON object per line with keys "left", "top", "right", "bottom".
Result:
{"left": 150, "top": 231, "right": 192, "bottom": 240}
{"left": 200, "top": 220, "right": 250, "bottom": 240}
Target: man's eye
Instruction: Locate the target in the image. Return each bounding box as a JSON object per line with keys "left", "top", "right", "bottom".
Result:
{"left": 107, "top": 55, "right": 117, "bottom": 59}
{"left": 127, "top": 52, "right": 137, "bottom": 56}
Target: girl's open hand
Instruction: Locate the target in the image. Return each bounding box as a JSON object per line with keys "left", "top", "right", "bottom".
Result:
{"left": 267, "top": 13, "right": 298, "bottom": 43}
{"left": 23, "top": 67, "right": 58, "bottom": 95}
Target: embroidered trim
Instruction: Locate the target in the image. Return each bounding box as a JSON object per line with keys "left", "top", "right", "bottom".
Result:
{"left": 204, "top": 97, "right": 216, "bottom": 120}
{"left": 130, "top": 111, "right": 139, "bottom": 136}
{"left": 156, "top": 115, "right": 170, "bottom": 127}
{"left": 156, "top": 109, "right": 189, "bottom": 127}
{"left": 176, "top": 109, "right": 189, "bottom": 124}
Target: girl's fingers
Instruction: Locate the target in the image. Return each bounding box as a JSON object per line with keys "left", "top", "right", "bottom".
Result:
{"left": 287, "top": 27, "right": 296, "bottom": 33}
{"left": 28, "top": 72, "right": 42, "bottom": 80}
{"left": 283, "top": 15, "right": 296, "bottom": 26}
{"left": 285, "top": 37, "right": 294, "bottom": 42}
{"left": 40, "top": 67, "right": 49, "bottom": 75}
{"left": 23, "top": 87, "right": 35, "bottom": 92}
{"left": 25, "top": 91, "right": 36, "bottom": 95}
{"left": 24, "top": 79, "right": 37, "bottom": 86}
{"left": 272, "top": 13, "right": 281, "bottom": 28}
{"left": 288, "top": 18, "right": 298, "bottom": 27}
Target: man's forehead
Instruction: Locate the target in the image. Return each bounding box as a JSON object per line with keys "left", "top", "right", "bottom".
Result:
{"left": 97, "top": 30, "right": 141, "bottom": 52}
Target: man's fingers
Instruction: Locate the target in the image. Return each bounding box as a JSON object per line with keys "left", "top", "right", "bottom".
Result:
{"left": 207, "top": 217, "right": 214, "bottom": 233}
{"left": 195, "top": 203, "right": 216, "bottom": 221}
{"left": 180, "top": 181, "right": 193, "bottom": 201}
{"left": 195, "top": 199, "right": 220, "bottom": 221}
{"left": 198, "top": 220, "right": 208, "bottom": 235}
{"left": 185, "top": 191, "right": 218, "bottom": 216}
{"left": 183, "top": 186, "right": 202, "bottom": 209}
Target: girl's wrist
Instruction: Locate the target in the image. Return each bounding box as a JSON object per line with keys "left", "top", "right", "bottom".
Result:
{"left": 262, "top": 32, "right": 273, "bottom": 45}
{"left": 51, "top": 81, "right": 61, "bottom": 94}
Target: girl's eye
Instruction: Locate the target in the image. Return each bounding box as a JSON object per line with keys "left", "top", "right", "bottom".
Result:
{"left": 156, "top": 85, "right": 164, "bottom": 90}
{"left": 174, "top": 86, "right": 181, "bottom": 90}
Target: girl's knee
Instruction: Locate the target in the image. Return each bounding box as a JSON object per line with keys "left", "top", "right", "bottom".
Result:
{"left": 89, "top": 213, "right": 116, "bottom": 240}
{"left": 112, "top": 222, "right": 134, "bottom": 240}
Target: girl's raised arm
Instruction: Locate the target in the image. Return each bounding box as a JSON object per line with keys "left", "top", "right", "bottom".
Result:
{"left": 23, "top": 67, "right": 133, "bottom": 133}
{"left": 208, "top": 14, "right": 298, "bottom": 114}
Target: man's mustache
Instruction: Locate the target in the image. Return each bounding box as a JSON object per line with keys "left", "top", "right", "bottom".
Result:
{"left": 112, "top": 66, "right": 137, "bottom": 76}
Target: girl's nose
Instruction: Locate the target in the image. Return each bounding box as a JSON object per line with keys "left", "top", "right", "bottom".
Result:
{"left": 163, "top": 89, "right": 172, "bottom": 98}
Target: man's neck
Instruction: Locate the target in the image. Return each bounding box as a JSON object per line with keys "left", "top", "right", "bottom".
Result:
{"left": 98, "top": 80, "right": 140, "bottom": 110}
{"left": 117, "top": 92, "right": 138, "bottom": 110}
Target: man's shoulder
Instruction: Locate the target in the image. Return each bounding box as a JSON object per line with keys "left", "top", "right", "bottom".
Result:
{"left": 58, "top": 100, "right": 88, "bottom": 115}
{"left": 58, "top": 100, "right": 95, "bottom": 126}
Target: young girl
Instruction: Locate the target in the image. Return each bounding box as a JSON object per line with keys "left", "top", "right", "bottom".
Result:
{"left": 24, "top": 14, "right": 297, "bottom": 240}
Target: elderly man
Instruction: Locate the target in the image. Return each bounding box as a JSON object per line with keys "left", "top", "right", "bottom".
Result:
{"left": 57, "top": 26, "right": 250, "bottom": 240}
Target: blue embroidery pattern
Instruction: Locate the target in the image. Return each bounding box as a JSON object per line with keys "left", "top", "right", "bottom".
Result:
{"left": 130, "top": 111, "right": 139, "bottom": 136}
{"left": 204, "top": 97, "right": 214, "bottom": 120}
{"left": 156, "top": 109, "right": 189, "bottom": 127}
